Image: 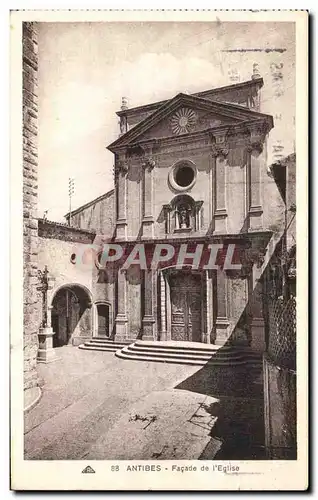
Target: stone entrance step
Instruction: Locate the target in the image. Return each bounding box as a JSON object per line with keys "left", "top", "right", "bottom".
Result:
{"left": 115, "top": 340, "right": 248, "bottom": 366}
{"left": 135, "top": 340, "right": 220, "bottom": 350}
{"left": 78, "top": 338, "right": 130, "bottom": 353}
{"left": 79, "top": 338, "right": 264, "bottom": 372}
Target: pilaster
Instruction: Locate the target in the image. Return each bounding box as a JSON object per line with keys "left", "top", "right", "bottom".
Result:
{"left": 159, "top": 272, "right": 167, "bottom": 340}
{"left": 215, "top": 269, "right": 230, "bottom": 345}
{"left": 115, "top": 269, "right": 128, "bottom": 340}
{"left": 115, "top": 153, "right": 129, "bottom": 241}
{"left": 141, "top": 143, "right": 156, "bottom": 239}
{"left": 211, "top": 129, "right": 229, "bottom": 234}
{"left": 203, "top": 270, "right": 214, "bottom": 344}
{"left": 142, "top": 269, "right": 156, "bottom": 340}
{"left": 246, "top": 123, "right": 266, "bottom": 231}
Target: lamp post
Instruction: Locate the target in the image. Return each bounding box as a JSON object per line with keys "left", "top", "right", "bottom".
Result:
{"left": 37, "top": 266, "right": 59, "bottom": 363}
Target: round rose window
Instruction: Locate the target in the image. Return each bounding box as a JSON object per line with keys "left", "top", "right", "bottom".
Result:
{"left": 168, "top": 161, "right": 197, "bottom": 192}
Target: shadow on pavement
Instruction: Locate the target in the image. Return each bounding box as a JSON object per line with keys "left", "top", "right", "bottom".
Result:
{"left": 174, "top": 356, "right": 267, "bottom": 460}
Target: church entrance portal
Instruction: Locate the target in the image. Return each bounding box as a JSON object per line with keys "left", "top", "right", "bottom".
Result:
{"left": 168, "top": 271, "right": 202, "bottom": 342}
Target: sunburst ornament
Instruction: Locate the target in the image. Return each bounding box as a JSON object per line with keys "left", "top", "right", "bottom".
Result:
{"left": 170, "top": 108, "right": 197, "bottom": 135}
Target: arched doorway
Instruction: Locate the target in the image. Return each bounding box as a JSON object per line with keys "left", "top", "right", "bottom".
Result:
{"left": 51, "top": 284, "right": 93, "bottom": 347}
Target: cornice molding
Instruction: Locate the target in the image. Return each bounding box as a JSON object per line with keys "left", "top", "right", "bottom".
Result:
{"left": 116, "top": 78, "right": 264, "bottom": 117}
{"left": 111, "top": 117, "right": 272, "bottom": 157}
{"left": 108, "top": 92, "right": 273, "bottom": 153}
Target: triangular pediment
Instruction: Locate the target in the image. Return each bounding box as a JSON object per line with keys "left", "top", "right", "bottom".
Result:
{"left": 107, "top": 93, "right": 273, "bottom": 152}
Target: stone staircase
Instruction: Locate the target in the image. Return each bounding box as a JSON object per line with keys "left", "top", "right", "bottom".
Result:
{"left": 78, "top": 338, "right": 130, "bottom": 353}
{"left": 115, "top": 340, "right": 247, "bottom": 366}
{"left": 78, "top": 339, "right": 263, "bottom": 382}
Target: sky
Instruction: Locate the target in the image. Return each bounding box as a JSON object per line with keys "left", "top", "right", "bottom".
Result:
{"left": 37, "top": 21, "right": 295, "bottom": 221}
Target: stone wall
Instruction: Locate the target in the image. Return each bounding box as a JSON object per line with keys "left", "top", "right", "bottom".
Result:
{"left": 38, "top": 229, "right": 96, "bottom": 297}
{"left": 263, "top": 354, "right": 297, "bottom": 458}
{"left": 38, "top": 218, "right": 96, "bottom": 244}
{"left": 68, "top": 189, "right": 115, "bottom": 236}
{"left": 38, "top": 220, "right": 116, "bottom": 339}
{"left": 23, "top": 22, "right": 39, "bottom": 390}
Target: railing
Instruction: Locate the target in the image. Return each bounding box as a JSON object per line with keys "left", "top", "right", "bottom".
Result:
{"left": 267, "top": 296, "right": 296, "bottom": 371}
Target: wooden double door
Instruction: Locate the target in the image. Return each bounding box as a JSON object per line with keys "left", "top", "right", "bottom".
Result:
{"left": 169, "top": 272, "right": 202, "bottom": 342}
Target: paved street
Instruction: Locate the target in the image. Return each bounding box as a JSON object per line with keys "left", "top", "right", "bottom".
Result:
{"left": 24, "top": 346, "right": 199, "bottom": 460}
{"left": 25, "top": 346, "right": 266, "bottom": 460}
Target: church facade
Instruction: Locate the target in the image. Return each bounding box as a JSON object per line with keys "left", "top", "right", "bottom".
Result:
{"left": 38, "top": 72, "right": 286, "bottom": 353}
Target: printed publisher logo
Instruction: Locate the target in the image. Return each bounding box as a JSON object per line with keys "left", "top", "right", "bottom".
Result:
{"left": 82, "top": 465, "right": 96, "bottom": 474}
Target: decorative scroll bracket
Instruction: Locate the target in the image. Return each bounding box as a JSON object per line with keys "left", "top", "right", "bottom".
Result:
{"left": 209, "top": 128, "right": 230, "bottom": 160}
{"left": 246, "top": 121, "right": 268, "bottom": 155}
{"left": 140, "top": 142, "right": 157, "bottom": 171}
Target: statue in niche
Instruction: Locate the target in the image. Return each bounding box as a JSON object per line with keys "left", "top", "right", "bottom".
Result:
{"left": 176, "top": 203, "right": 191, "bottom": 229}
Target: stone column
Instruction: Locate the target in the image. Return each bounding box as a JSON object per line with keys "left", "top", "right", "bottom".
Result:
{"left": 159, "top": 272, "right": 167, "bottom": 340}
{"left": 115, "top": 270, "right": 128, "bottom": 340}
{"left": 247, "top": 124, "right": 266, "bottom": 231}
{"left": 195, "top": 201, "right": 203, "bottom": 231}
{"left": 208, "top": 151, "right": 214, "bottom": 226}
{"left": 211, "top": 130, "right": 229, "bottom": 234}
{"left": 115, "top": 153, "right": 129, "bottom": 241}
{"left": 163, "top": 204, "right": 173, "bottom": 234}
{"left": 142, "top": 270, "right": 156, "bottom": 340}
{"left": 166, "top": 275, "right": 172, "bottom": 341}
{"left": 215, "top": 269, "right": 229, "bottom": 345}
{"left": 141, "top": 144, "right": 156, "bottom": 239}
{"left": 204, "top": 270, "right": 214, "bottom": 344}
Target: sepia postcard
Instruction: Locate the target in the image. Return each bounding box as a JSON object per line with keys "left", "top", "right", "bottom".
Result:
{"left": 10, "top": 9, "right": 308, "bottom": 491}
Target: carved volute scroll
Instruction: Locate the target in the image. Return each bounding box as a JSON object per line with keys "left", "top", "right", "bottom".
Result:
{"left": 118, "top": 159, "right": 129, "bottom": 175}
{"left": 140, "top": 142, "right": 157, "bottom": 171}
{"left": 114, "top": 153, "right": 129, "bottom": 183}
{"left": 141, "top": 156, "right": 156, "bottom": 171}
{"left": 246, "top": 121, "right": 268, "bottom": 155}
{"left": 210, "top": 128, "right": 230, "bottom": 160}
